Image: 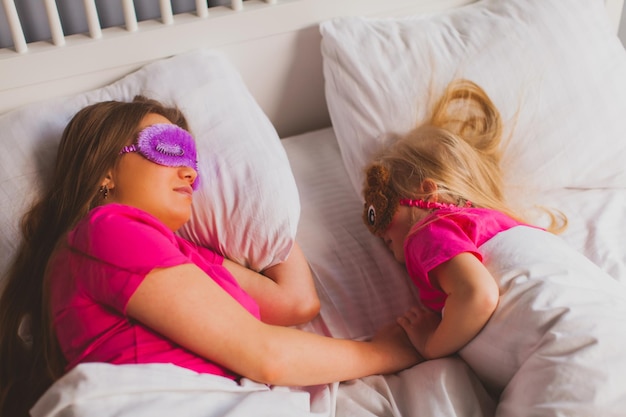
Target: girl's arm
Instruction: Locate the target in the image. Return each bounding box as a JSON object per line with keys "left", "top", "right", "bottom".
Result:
{"left": 126, "top": 263, "right": 421, "bottom": 386}
{"left": 222, "top": 242, "right": 320, "bottom": 326}
{"left": 398, "top": 252, "right": 499, "bottom": 359}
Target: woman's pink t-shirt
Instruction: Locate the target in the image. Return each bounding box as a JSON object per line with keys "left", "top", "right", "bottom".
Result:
{"left": 404, "top": 208, "right": 524, "bottom": 313}
{"left": 48, "top": 204, "right": 260, "bottom": 379}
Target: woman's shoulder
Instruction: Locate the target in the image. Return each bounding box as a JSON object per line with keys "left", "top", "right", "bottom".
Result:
{"left": 71, "top": 204, "right": 176, "bottom": 248}
{"left": 86, "top": 204, "right": 171, "bottom": 233}
{"left": 69, "top": 204, "right": 190, "bottom": 267}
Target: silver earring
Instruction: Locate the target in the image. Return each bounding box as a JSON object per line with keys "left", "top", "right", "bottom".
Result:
{"left": 99, "top": 185, "right": 109, "bottom": 199}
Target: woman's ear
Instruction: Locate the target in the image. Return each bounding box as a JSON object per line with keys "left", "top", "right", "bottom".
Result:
{"left": 420, "top": 179, "right": 439, "bottom": 201}
{"left": 100, "top": 172, "right": 115, "bottom": 191}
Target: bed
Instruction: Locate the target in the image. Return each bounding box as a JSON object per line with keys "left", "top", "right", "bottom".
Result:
{"left": 1, "top": 0, "right": 626, "bottom": 416}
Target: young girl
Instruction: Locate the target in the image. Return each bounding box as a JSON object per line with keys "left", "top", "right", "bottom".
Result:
{"left": 361, "top": 79, "right": 565, "bottom": 361}
{"left": 0, "top": 96, "right": 420, "bottom": 417}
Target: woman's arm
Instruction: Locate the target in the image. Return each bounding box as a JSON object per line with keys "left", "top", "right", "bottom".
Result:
{"left": 398, "top": 252, "right": 499, "bottom": 359}
{"left": 126, "top": 263, "right": 420, "bottom": 386}
{"left": 222, "top": 242, "right": 320, "bottom": 326}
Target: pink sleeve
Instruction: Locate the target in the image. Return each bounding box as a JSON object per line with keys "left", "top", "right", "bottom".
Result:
{"left": 70, "top": 205, "right": 191, "bottom": 313}
{"left": 405, "top": 215, "right": 483, "bottom": 283}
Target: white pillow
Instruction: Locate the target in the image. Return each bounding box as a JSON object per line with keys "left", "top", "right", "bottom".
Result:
{"left": 320, "top": 0, "right": 626, "bottom": 200}
{"left": 283, "top": 128, "right": 419, "bottom": 341}
{"left": 0, "top": 50, "right": 299, "bottom": 281}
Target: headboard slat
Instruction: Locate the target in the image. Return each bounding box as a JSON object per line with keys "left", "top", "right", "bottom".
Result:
{"left": 44, "top": 0, "right": 65, "bottom": 47}
{"left": 84, "top": 0, "right": 103, "bottom": 39}
{"left": 197, "top": 0, "right": 210, "bottom": 18}
{"left": 1, "top": 0, "right": 27, "bottom": 53}
{"left": 232, "top": 0, "right": 244, "bottom": 11}
{"left": 160, "top": 0, "right": 174, "bottom": 25}
{"left": 123, "top": 0, "right": 139, "bottom": 32}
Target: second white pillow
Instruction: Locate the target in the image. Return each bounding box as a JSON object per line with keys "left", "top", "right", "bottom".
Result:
{"left": 321, "top": 0, "right": 626, "bottom": 202}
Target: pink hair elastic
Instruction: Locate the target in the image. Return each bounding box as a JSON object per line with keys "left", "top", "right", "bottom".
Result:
{"left": 120, "top": 123, "right": 200, "bottom": 189}
{"left": 399, "top": 199, "right": 472, "bottom": 210}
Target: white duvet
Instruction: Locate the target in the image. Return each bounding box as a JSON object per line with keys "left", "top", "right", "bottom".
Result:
{"left": 31, "top": 363, "right": 333, "bottom": 417}
{"left": 31, "top": 358, "right": 496, "bottom": 417}
{"left": 462, "top": 226, "right": 626, "bottom": 416}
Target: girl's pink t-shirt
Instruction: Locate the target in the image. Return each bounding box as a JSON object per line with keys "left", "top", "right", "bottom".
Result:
{"left": 404, "top": 208, "right": 524, "bottom": 313}
{"left": 48, "top": 204, "right": 260, "bottom": 379}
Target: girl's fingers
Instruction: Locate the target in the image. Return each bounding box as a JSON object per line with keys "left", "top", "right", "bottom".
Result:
{"left": 401, "top": 305, "right": 427, "bottom": 322}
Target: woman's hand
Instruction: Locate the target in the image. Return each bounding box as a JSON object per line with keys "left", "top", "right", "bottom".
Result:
{"left": 371, "top": 322, "right": 424, "bottom": 370}
{"left": 223, "top": 242, "right": 320, "bottom": 326}
{"left": 397, "top": 305, "right": 441, "bottom": 358}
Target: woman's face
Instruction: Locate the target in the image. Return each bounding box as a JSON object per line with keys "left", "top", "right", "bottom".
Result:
{"left": 108, "top": 113, "right": 198, "bottom": 231}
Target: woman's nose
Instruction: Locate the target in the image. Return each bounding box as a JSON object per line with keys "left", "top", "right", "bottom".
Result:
{"left": 180, "top": 166, "right": 198, "bottom": 184}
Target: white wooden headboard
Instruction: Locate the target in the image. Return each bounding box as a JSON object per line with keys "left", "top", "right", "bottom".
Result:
{"left": 0, "top": 0, "right": 623, "bottom": 138}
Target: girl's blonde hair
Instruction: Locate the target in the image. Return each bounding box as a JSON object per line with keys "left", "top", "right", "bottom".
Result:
{"left": 0, "top": 96, "right": 188, "bottom": 417}
{"left": 364, "top": 79, "right": 566, "bottom": 233}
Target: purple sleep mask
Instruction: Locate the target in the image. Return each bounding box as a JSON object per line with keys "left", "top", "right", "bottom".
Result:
{"left": 120, "top": 123, "right": 200, "bottom": 190}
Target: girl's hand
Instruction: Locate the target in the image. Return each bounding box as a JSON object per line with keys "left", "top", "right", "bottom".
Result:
{"left": 405, "top": 252, "right": 499, "bottom": 359}
{"left": 371, "top": 322, "right": 424, "bottom": 370}
{"left": 397, "top": 306, "right": 441, "bottom": 358}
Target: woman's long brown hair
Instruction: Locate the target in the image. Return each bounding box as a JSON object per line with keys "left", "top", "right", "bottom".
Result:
{"left": 0, "top": 96, "right": 188, "bottom": 417}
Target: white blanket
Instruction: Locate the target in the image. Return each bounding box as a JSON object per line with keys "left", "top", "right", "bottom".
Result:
{"left": 31, "top": 363, "right": 335, "bottom": 417}
{"left": 31, "top": 359, "right": 496, "bottom": 417}
{"left": 462, "top": 226, "right": 626, "bottom": 416}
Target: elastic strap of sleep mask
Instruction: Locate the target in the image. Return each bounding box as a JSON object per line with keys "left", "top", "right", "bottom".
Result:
{"left": 120, "top": 123, "right": 200, "bottom": 190}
